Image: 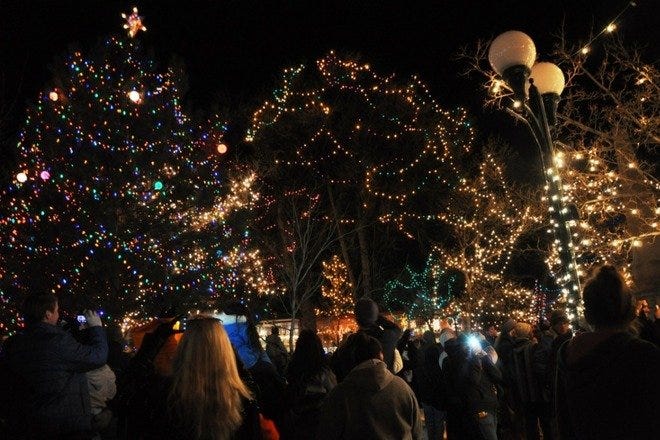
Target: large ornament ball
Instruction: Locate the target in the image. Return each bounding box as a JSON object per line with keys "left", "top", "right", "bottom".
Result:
{"left": 128, "top": 90, "right": 141, "bottom": 103}
{"left": 40, "top": 171, "right": 51, "bottom": 181}
{"left": 217, "top": 143, "right": 228, "bottom": 154}
{"left": 16, "top": 172, "right": 28, "bottom": 183}
{"left": 49, "top": 91, "right": 59, "bottom": 102}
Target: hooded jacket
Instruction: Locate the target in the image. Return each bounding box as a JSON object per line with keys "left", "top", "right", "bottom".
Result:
{"left": 317, "top": 359, "right": 423, "bottom": 440}
{"left": 556, "top": 330, "right": 660, "bottom": 440}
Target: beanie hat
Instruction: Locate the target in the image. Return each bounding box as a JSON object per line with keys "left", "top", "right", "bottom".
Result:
{"left": 550, "top": 310, "right": 569, "bottom": 327}
{"left": 355, "top": 298, "right": 379, "bottom": 326}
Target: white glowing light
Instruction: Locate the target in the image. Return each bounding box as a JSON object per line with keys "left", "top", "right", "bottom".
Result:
{"left": 217, "top": 143, "right": 228, "bottom": 154}
{"left": 128, "top": 90, "right": 141, "bottom": 103}
{"left": 49, "top": 91, "right": 59, "bottom": 102}
{"left": 16, "top": 172, "right": 28, "bottom": 183}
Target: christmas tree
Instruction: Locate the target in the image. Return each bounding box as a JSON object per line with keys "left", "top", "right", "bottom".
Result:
{"left": 0, "top": 14, "right": 260, "bottom": 334}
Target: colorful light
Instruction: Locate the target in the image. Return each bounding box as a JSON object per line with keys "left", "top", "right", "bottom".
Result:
{"left": 16, "top": 172, "right": 27, "bottom": 183}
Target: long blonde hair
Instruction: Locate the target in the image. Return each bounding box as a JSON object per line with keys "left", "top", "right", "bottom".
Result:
{"left": 168, "top": 317, "right": 253, "bottom": 440}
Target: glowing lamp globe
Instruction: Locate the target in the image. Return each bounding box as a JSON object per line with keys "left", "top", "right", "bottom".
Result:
{"left": 40, "top": 170, "right": 51, "bottom": 181}
{"left": 16, "top": 172, "right": 28, "bottom": 183}
{"left": 153, "top": 181, "right": 163, "bottom": 191}
{"left": 128, "top": 90, "right": 141, "bottom": 103}
{"left": 217, "top": 143, "right": 228, "bottom": 154}
{"left": 49, "top": 91, "right": 59, "bottom": 102}
{"left": 530, "top": 62, "right": 565, "bottom": 95}
{"left": 488, "top": 31, "right": 537, "bottom": 75}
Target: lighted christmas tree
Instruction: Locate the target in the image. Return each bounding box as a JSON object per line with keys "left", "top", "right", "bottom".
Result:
{"left": 0, "top": 14, "right": 262, "bottom": 334}
{"left": 317, "top": 254, "right": 354, "bottom": 345}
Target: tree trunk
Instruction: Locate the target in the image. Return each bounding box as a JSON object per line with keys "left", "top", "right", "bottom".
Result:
{"left": 327, "top": 185, "right": 358, "bottom": 296}
{"left": 357, "top": 220, "right": 372, "bottom": 297}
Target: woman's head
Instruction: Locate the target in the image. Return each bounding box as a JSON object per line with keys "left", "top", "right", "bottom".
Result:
{"left": 513, "top": 322, "right": 533, "bottom": 339}
{"left": 583, "top": 265, "right": 634, "bottom": 330}
{"left": 169, "top": 316, "right": 252, "bottom": 440}
{"left": 288, "top": 329, "right": 327, "bottom": 380}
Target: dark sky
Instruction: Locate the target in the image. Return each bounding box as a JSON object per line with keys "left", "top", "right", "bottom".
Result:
{"left": 0, "top": 0, "right": 656, "bottom": 160}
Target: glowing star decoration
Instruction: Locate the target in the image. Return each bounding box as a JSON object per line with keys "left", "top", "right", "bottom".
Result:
{"left": 128, "top": 90, "right": 141, "bottom": 103}
{"left": 153, "top": 181, "right": 163, "bottom": 191}
{"left": 49, "top": 91, "right": 59, "bottom": 102}
{"left": 217, "top": 143, "right": 228, "bottom": 154}
{"left": 16, "top": 172, "right": 28, "bottom": 183}
{"left": 40, "top": 171, "right": 51, "bottom": 181}
{"left": 122, "top": 7, "right": 146, "bottom": 38}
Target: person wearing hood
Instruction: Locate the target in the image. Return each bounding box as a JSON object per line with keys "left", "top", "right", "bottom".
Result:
{"left": 317, "top": 332, "right": 423, "bottom": 440}
{"left": 556, "top": 265, "right": 660, "bottom": 440}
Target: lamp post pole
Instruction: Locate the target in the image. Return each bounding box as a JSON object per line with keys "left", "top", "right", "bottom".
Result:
{"left": 489, "top": 31, "right": 582, "bottom": 326}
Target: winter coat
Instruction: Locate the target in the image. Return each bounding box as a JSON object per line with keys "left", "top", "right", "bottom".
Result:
{"left": 556, "top": 330, "right": 660, "bottom": 440}
{"left": 4, "top": 322, "right": 108, "bottom": 437}
{"left": 266, "top": 333, "right": 289, "bottom": 376}
{"left": 283, "top": 366, "right": 337, "bottom": 439}
{"left": 317, "top": 359, "right": 423, "bottom": 440}
{"left": 511, "top": 337, "right": 541, "bottom": 404}
{"left": 412, "top": 343, "right": 446, "bottom": 410}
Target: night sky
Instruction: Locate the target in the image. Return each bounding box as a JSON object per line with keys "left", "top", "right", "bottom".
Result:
{"left": 0, "top": 0, "right": 656, "bottom": 164}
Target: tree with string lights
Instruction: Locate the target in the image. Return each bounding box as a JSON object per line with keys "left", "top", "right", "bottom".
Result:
{"left": 0, "top": 12, "right": 265, "bottom": 335}
{"left": 246, "top": 51, "right": 474, "bottom": 299}
{"left": 463, "top": 20, "right": 659, "bottom": 298}
{"left": 317, "top": 254, "right": 354, "bottom": 345}
{"left": 428, "top": 149, "right": 541, "bottom": 328}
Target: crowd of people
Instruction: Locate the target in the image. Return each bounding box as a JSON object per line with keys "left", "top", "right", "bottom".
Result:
{"left": 1, "top": 264, "right": 659, "bottom": 440}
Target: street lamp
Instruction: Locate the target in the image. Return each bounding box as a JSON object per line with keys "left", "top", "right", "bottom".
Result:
{"left": 488, "top": 30, "right": 582, "bottom": 325}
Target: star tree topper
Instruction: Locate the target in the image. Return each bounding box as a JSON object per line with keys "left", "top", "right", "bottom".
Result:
{"left": 122, "top": 7, "right": 147, "bottom": 38}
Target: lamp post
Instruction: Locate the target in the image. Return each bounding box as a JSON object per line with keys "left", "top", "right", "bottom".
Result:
{"left": 488, "top": 30, "right": 582, "bottom": 325}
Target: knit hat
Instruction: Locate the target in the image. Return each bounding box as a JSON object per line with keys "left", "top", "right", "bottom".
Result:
{"left": 354, "top": 298, "right": 379, "bottom": 326}
{"left": 501, "top": 318, "right": 517, "bottom": 334}
{"left": 550, "top": 310, "right": 569, "bottom": 327}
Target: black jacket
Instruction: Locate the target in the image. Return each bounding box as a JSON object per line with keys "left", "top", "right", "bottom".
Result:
{"left": 556, "top": 331, "right": 660, "bottom": 440}
{"left": 4, "top": 322, "right": 108, "bottom": 437}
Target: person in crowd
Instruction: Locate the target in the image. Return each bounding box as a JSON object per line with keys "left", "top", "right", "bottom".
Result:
{"left": 556, "top": 265, "right": 660, "bottom": 439}
{"left": 532, "top": 310, "right": 571, "bottom": 440}
{"left": 283, "top": 329, "right": 337, "bottom": 439}
{"left": 633, "top": 298, "right": 660, "bottom": 346}
{"left": 493, "top": 318, "right": 520, "bottom": 439}
{"left": 396, "top": 328, "right": 419, "bottom": 385}
{"left": 3, "top": 294, "right": 108, "bottom": 439}
{"left": 317, "top": 332, "right": 423, "bottom": 439}
{"left": 266, "top": 325, "right": 290, "bottom": 378}
{"left": 146, "top": 316, "right": 261, "bottom": 440}
{"left": 219, "top": 303, "right": 286, "bottom": 426}
{"left": 438, "top": 327, "right": 457, "bottom": 368}
{"left": 330, "top": 297, "right": 401, "bottom": 381}
{"left": 412, "top": 332, "right": 446, "bottom": 440}
{"left": 483, "top": 324, "right": 499, "bottom": 346}
{"left": 511, "top": 322, "right": 543, "bottom": 440}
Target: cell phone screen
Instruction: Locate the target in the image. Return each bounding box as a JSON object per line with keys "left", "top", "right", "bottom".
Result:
{"left": 77, "top": 315, "right": 86, "bottom": 324}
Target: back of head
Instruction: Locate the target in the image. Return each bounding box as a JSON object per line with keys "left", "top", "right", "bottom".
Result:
{"left": 583, "top": 265, "right": 634, "bottom": 330}
{"left": 501, "top": 318, "right": 517, "bottom": 335}
{"left": 271, "top": 325, "right": 279, "bottom": 336}
{"left": 354, "top": 298, "right": 379, "bottom": 327}
{"left": 170, "top": 316, "right": 252, "bottom": 439}
{"left": 22, "top": 293, "right": 58, "bottom": 325}
{"left": 289, "top": 329, "right": 326, "bottom": 378}
{"left": 514, "top": 322, "right": 533, "bottom": 339}
{"left": 352, "top": 332, "right": 383, "bottom": 365}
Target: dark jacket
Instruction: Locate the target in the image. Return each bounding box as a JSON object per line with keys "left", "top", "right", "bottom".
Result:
{"left": 511, "top": 337, "right": 541, "bottom": 404}
{"left": 412, "top": 343, "right": 446, "bottom": 410}
{"left": 556, "top": 331, "right": 660, "bottom": 440}
{"left": 463, "top": 353, "right": 502, "bottom": 415}
{"left": 4, "top": 322, "right": 108, "bottom": 437}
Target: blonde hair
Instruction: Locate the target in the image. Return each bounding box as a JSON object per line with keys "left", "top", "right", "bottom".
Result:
{"left": 513, "top": 322, "right": 533, "bottom": 339}
{"left": 168, "top": 317, "right": 253, "bottom": 440}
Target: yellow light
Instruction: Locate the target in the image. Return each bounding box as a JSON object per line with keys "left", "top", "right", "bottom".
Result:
{"left": 128, "top": 90, "right": 141, "bottom": 103}
{"left": 581, "top": 47, "right": 590, "bottom": 55}
{"left": 605, "top": 23, "right": 617, "bottom": 33}
{"left": 217, "top": 143, "right": 228, "bottom": 154}
{"left": 16, "top": 172, "right": 28, "bottom": 183}
{"left": 49, "top": 91, "right": 59, "bottom": 101}
{"left": 512, "top": 100, "right": 522, "bottom": 109}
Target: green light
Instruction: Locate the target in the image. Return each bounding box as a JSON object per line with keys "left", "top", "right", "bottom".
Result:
{"left": 154, "top": 181, "right": 163, "bottom": 190}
